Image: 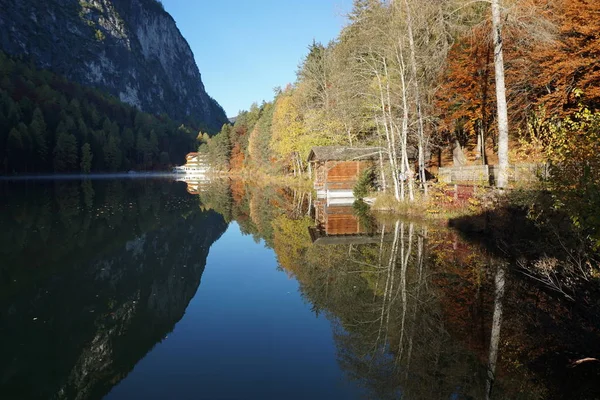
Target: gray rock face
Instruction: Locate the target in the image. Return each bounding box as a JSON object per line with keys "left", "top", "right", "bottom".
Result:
{"left": 0, "top": 0, "right": 227, "bottom": 131}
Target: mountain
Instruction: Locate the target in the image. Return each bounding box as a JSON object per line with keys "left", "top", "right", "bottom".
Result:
{"left": 0, "top": 0, "right": 228, "bottom": 132}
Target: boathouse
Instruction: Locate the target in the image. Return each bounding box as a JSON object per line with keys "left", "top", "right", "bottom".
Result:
{"left": 173, "top": 152, "right": 210, "bottom": 174}
{"left": 185, "top": 152, "right": 203, "bottom": 166}
{"left": 307, "top": 146, "right": 380, "bottom": 202}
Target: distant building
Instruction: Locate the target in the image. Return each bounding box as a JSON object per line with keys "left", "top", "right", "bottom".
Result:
{"left": 307, "top": 146, "right": 380, "bottom": 203}
{"left": 173, "top": 152, "right": 209, "bottom": 174}
{"left": 185, "top": 152, "right": 202, "bottom": 165}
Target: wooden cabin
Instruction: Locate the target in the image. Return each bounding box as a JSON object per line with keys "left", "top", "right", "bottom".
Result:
{"left": 307, "top": 146, "right": 380, "bottom": 202}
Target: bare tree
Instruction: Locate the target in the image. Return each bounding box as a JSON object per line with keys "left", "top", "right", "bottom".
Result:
{"left": 491, "top": 0, "right": 510, "bottom": 188}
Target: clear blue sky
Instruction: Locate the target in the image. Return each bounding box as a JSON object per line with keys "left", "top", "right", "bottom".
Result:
{"left": 160, "top": 0, "right": 353, "bottom": 118}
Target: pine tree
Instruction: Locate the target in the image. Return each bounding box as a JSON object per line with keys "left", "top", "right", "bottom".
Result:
{"left": 53, "top": 130, "right": 78, "bottom": 172}
{"left": 6, "top": 127, "right": 23, "bottom": 172}
{"left": 103, "top": 133, "right": 122, "bottom": 172}
{"left": 80, "top": 142, "right": 93, "bottom": 173}
{"left": 29, "top": 108, "right": 48, "bottom": 169}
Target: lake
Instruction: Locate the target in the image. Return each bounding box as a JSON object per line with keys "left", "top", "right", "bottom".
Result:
{"left": 0, "top": 177, "right": 598, "bottom": 399}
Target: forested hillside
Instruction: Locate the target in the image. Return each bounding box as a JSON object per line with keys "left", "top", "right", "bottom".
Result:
{"left": 199, "top": 0, "right": 599, "bottom": 244}
{"left": 0, "top": 51, "right": 197, "bottom": 173}
{"left": 201, "top": 0, "right": 598, "bottom": 193}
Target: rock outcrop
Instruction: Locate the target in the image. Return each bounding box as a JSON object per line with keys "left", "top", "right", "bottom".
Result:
{"left": 0, "top": 0, "right": 227, "bottom": 131}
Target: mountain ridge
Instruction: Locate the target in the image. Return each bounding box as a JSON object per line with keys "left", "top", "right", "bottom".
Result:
{"left": 0, "top": 0, "right": 227, "bottom": 132}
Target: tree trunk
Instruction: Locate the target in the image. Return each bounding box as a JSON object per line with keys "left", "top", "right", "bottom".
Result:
{"left": 492, "top": 0, "right": 509, "bottom": 188}
{"left": 486, "top": 263, "right": 505, "bottom": 399}
{"left": 403, "top": 0, "right": 427, "bottom": 194}
{"left": 397, "top": 49, "right": 414, "bottom": 202}
{"left": 375, "top": 62, "right": 401, "bottom": 201}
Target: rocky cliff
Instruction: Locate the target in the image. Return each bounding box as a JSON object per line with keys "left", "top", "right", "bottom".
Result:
{"left": 0, "top": 0, "right": 227, "bottom": 131}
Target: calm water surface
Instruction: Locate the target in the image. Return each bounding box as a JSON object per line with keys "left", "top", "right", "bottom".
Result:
{"left": 1, "top": 177, "right": 599, "bottom": 399}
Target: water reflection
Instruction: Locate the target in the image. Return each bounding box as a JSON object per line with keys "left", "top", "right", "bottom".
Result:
{"left": 0, "top": 178, "right": 227, "bottom": 399}
{"left": 194, "top": 179, "right": 599, "bottom": 399}
{"left": 1, "top": 177, "right": 599, "bottom": 399}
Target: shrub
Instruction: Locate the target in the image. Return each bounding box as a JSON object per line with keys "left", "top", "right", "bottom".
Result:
{"left": 353, "top": 167, "right": 375, "bottom": 199}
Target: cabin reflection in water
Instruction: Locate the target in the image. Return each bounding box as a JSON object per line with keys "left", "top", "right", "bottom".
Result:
{"left": 308, "top": 199, "right": 390, "bottom": 245}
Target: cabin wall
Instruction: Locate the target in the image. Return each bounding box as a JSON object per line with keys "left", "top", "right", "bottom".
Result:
{"left": 313, "top": 160, "right": 373, "bottom": 191}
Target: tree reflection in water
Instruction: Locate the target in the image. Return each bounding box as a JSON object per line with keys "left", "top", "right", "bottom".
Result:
{"left": 1, "top": 177, "right": 599, "bottom": 399}
{"left": 196, "top": 179, "right": 599, "bottom": 399}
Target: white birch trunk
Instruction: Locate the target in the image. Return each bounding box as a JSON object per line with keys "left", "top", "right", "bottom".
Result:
{"left": 491, "top": 0, "right": 509, "bottom": 188}
{"left": 403, "top": 0, "right": 427, "bottom": 195}
{"left": 375, "top": 63, "right": 401, "bottom": 201}
{"left": 397, "top": 48, "right": 415, "bottom": 201}
{"left": 486, "top": 263, "right": 505, "bottom": 399}
{"left": 383, "top": 59, "right": 406, "bottom": 201}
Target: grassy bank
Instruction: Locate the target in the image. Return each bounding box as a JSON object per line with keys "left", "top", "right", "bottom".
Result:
{"left": 370, "top": 183, "right": 499, "bottom": 221}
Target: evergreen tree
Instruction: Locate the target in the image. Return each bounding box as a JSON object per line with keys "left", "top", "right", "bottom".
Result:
{"left": 6, "top": 127, "right": 23, "bottom": 172}
{"left": 159, "top": 151, "right": 170, "bottom": 166}
{"left": 29, "top": 108, "right": 48, "bottom": 169}
{"left": 103, "top": 133, "right": 122, "bottom": 172}
{"left": 80, "top": 142, "right": 93, "bottom": 173}
{"left": 17, "top": 122, "right": 32, "bottom": 172}
{"left": 53, "top": 131, "right": 78, "bottom": 172}
{"left": 0, "top": 50, "right": 201, "bottom": 173}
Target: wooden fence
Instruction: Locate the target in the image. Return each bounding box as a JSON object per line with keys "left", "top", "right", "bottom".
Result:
{"left": 438, "top": 163, "right": 548, "bottom": 185}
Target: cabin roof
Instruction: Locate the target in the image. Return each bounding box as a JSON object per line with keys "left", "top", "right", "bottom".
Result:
{"left": 307, "top": 146, "right": 382, "bottom": 162}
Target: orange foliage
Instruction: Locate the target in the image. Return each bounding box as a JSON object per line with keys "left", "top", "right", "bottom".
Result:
{"left": 230, "top": 179, "right": 246, "bottom": 205}
{"left": 436, "top": 0, "right": 600, "bottom": 148}
{"left": 533, "top": 0, "right": 600, "bottom": 113}
{"left": 436, "top": 24, "right": 494, "bottom": 138}
{"left": 229, "top": 142, "right": 245, "bottom": 170}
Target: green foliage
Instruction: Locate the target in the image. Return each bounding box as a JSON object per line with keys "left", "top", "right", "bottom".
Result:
{"left": 199, "top": 123, "right": 232, "bottom": 170}
{"left": 0, "top": 50, "right": 196, "bottom": 174}
{"left": 29, "top": 108, "right": 48, "bottom": 163}
{"left": 103, "top": 133, "right": 122, "bottom": 172}
{"left": 80, "top": 143, "right": 93, "bottom": 173}
{"left": 197, "top": 180, "right": 233, "bottom": 222}
{"left": 159, "top": 151, "right": 170, "bottom": 165}
{"left": 542, "top": 106, "right": 600, "bottom": 247}
{"left": 248, "top": 102, "right": 275, "bottom": 170}
{"left": 353, "top": 167, "right": 375, "bottom": 199}
{"left": 53, "top": 131, "right": 78, "bottom": 172}
{"left": 352, "top": 199, "right": 376, "bottom": 232}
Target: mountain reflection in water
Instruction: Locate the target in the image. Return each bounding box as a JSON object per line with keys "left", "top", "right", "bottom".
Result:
{"left": 0, "top": 178, "right": 227, "bottom": 399}
{"left": 0, "top": 177, "right": 598, "bottom": 399}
